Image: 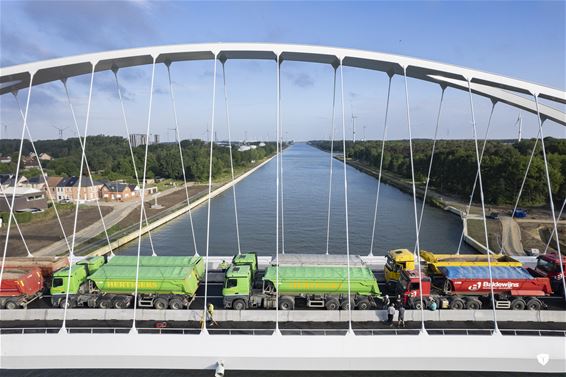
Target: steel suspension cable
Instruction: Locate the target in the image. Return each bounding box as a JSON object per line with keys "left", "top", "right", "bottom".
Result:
{"left": 0, "top": 73, "right": 34, "bottom": 291}
{"left": 279, "top": 63, "right": 286, "bottom": 256}
{"left": 510, "top": 127, "right": 544, "bottom": 220}
{"left": 165, "top": 62, "right": 199, "bottom": 256}
{"left": 201, "top": 55, "right": 218, "bottom": 335}
{"left": 220, "top": 61, "right": 241, "bottom": 255}
{"left": 112, "top": 68, "right": 157, "bottom": 257}
{"left": 0, "top": 184, "right": 32, "bottom": 256}
{"left": 457, "top": 102, "right": 497, "bottom": 254}
{"left": 544, "top": 198, "right": 566, "bottom": 255}
{"left": 402, "top": 67, "right": 426, "bottom": 334}
{"left": 274, "top": 54, "right": 281, "bottom": 335}
{"left": 339, "top": 61, "right": 353, "bottom": 335}
{"left": 532, "top": 96, "right": 566, "bottom": 302}
{"left": 466, "top": 80, "right": 500, "bottom": 335}
{"left": 61, "top": 79, "right": 113, "bottom": 256}
{"left": 414, "top": 86, "right": 446, "bottom": 251}
{"left": 325, "top": 67, "right": 338, "bottom": 255}
{"left": 369, "top": 74, "right": 392, "bottom": 257}
{"left": 13, "top": 93, "right": 71, "bottom": 255}
{"left": 131, "top": 57, "right": 157, "bottom": 334}
{"left": 61, "top": 64, "right": 96, "bottom": 333}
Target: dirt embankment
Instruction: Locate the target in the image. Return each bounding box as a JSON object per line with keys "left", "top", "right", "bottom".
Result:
{"left": 2, "top": 206, "right": 113, "bottom": 257}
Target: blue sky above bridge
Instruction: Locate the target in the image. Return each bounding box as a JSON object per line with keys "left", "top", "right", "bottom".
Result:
{"left": 0, "top": 0, "right": 564, "bottom": 142}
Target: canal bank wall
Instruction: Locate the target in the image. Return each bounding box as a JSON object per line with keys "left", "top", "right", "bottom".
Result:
{"left": 84, "top": 155, "right": 276, "bottom": 257}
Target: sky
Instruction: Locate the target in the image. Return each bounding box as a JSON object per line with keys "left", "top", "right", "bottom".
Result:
{"left": 0, "top": 0, "right": 564, "bottom": 142}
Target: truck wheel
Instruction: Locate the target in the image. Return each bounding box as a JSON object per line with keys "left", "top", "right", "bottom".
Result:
{"left": 59, "top": 298, "right": 75, "bottom": 309}
{"left": 340, "top": 299, "right": 354, "bottom": 310}
{"left": 511, "top": 298, "right": 526, "bottom": 310}
{"left": 409, "top": 298, "right": 423, "bottom": 310}
{"left": 154, "top": 298, "right": 168, "bottom": 310}
{"left": 526, "top": 298, "right": 542, "bottom": 311}
{"left": 466, "top": 298, "right": 482, "bottom": 310}
{"left": 325, "top": 298, "right": 339, "bottom": 311}
{"left": 114, "top": 298, "right": 129, "bottom": 309}
{"left": 279, "top": 297, "right": 294, "bottom": 310}
{"left": 232, "top": 299, "right": 246, "bottom": 311}
{"left": 356, "top": 298, "right": 371, "bottom": 310}
{"left": 449, "top": 298, "right": 465, "bottom": 310}
{"left": 98, "top": 298, "right": 112, "bottom": 309}
{"left": 5, "top": 300, "right": 18, "bottom": 310}
{"left": 169, "top": 298, "right": 184, "bottom": 310}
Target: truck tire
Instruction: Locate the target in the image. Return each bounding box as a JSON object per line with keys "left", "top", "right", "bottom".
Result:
{"left": 169, "top": 298, "right": 184, "bottom": 310}
{"left": 114, "top": 297, "right": 129, "bottom": 309}
{"left": 232, "top": 299, "right": 246, "bottom": 311}
{"left": 340, "top": 299, "right": 354, "bottom": 310}
{"left": 466, "top": 298, "right": 482, "bottom": 310}
{"left": 279, "top": 297, "right": 294, "bottom": 310}
{"left": 526, "top": 298, "right": 542, "bottom": 311}
{"left": 449, "top": 298, "right": 465, "bottom": 310}
{"left": 154, "top": 298, "right": 168, "bottom": 310}
{"left": 325, "top": 298, "right": 339, "bottom": 311}
{"left": 511, "top": 298, "right": 526, "bottom": 310}
{"left": 98, "top": 298, "right": 112, "bottom": 309}
{"left": 356, "top": 298, "right": 371, "bottom": 310}
{"left": 409, "top": 298, "right": 423, "bottom": 310}
{"left": 5, "top": 300, "right": 18, "bottom": 310}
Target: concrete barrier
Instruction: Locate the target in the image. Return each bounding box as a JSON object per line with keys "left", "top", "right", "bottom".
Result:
{"left": 2, "top": 308, "right": 564, "bottom": 323}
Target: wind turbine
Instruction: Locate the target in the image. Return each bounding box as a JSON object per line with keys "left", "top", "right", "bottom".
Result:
{"left": 52, "top": 125, "right": 68, "bottom": 139}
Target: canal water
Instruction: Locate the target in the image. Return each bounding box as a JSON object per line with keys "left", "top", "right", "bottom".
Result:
{"left": 119, "top": 143, "right": 473, "bottom": 257}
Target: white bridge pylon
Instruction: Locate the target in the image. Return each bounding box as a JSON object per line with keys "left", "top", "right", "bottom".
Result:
{"left": 1, "top": 42, "right": 565, "bottom": 125}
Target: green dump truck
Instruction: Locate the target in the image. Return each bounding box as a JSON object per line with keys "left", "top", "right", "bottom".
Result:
{"left": 223, "top": 253, "right": 381, "bottom": 310}
{"left": 50, "top": 256, "right": 200, "bottom": 310}
{"left": 106, "top": 255, "right": 205, "bottom": 280}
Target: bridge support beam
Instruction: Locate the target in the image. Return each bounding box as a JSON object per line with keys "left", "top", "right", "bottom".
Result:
{"left": 1, "top": 333, "right": 564, "bottom": 373}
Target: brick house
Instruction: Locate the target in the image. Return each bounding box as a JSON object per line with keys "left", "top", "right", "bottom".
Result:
{"left": 55, "top": 176, "right": 103, "bottom": 203}
{"left": 100, "top": 182, "right": 135, "bottom": 202}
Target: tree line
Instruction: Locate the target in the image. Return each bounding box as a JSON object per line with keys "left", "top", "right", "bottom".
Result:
{"left": 0, "top": 136, "right": 277, "bottom": 182}
{"left": 311, "top": 138, "right": 566, "bottom": 206}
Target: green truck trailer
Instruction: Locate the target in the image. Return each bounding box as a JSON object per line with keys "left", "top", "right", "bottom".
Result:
{"left": 50, "top": 256, "right": 200, "bottom": 309}
{"left": 223, "top": 253, "right": 382, "bottom": 310}
{"left": 106, "top": 255, "right": 205, "bottom": 280}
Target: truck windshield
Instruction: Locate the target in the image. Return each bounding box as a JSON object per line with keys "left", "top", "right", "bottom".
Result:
{"left": 52, "top": 278, "right": 63, "bottom": 287}
{"left": 226, "top": 279, "right": 237, "bottom": 289}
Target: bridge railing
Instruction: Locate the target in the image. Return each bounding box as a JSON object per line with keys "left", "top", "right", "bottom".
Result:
{"left": 2, "top": 327, "right": 565, "bottom": 337}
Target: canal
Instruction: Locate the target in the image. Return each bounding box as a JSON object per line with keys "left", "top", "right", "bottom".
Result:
{"left": 119, "top": 143, "right": 473, "bottom": 256}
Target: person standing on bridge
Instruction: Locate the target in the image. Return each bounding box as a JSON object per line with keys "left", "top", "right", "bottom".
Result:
{"left": 386, "top": 303, "right": 396, "bottom": 326}
{"left": 207, "top": 303, "right": 218, "bottom": 327}
{"left": 397, "top": 305, "right": 406, "bottom": 328}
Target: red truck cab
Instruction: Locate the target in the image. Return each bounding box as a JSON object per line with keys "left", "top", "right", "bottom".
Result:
{"left": 531, "top": 254, "right": 566, "bottom": 294}
{"left": 397, "top": 269, "right": 432, "bottom": 308}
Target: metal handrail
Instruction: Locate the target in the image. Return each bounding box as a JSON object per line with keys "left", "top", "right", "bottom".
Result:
{"left": 1, "top": 327, "right": 565, "bottom": 337}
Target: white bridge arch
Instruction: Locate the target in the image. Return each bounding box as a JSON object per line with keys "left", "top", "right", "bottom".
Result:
{"left": 1, "top": 42, "right": 565, "bottom": 125}
{"left": 0, "top": 43, "right": 565, "bottom": 374}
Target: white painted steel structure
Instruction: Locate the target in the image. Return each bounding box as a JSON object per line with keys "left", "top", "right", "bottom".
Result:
{"left": 1, "top": 43, "right": 566, "bottom": 373}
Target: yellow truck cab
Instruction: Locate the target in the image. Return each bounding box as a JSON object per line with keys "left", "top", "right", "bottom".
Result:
{"left": 384, "top": 249, "right": 415, "bottom": 282}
